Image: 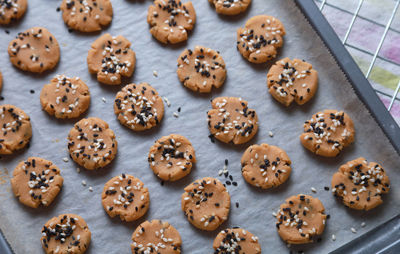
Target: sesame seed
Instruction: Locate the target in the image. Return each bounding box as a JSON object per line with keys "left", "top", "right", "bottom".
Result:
{"left": 153, "top": 70, "right": 158, "bottom": 77}
{"left": 63, "top": 157, "right": 69, "bottom": 162}
{"left": 102, "top": 97, "right": 107, "bottom": 103}
{"left": 89, "top": 186, "right": 93, "bottom": 192}
{"left": 269, "top": 131, "right": 274, "bottom": 137}
{"left": 332, "top": 234, "right": 336, "bottom": 241}
{"left": 351, "top": 227, "right": 357, "bottom": 233}
{"left": 311, "top": 187, "right": 317, "bottom": 193}
{"left": 81, "top": 180, "right": 87, "bottom": 186}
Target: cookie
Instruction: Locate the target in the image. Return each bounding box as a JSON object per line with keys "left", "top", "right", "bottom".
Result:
{"left": 0, "top": 104, "right": 31, "bottom": 154}
{"left": 332, "top": 157, "right": 390, "bottom": 211}
{"left": 267, "top": 58, "right": 318, "bottom": 106}
{"left": 11, "top": 157, "right": 63, "bottom": 208}
{"left": 276, "top": 194, "right": 327, "bottom": 244}
{"left": 67, "top": 117, "right": 117, "bottom": 170}
{"left": 131, "top": 220, "right": 182, "bottom": 254}
{"left": 41, "top": 214, "right": 91, "bottom": 254}
{"left": 207, "top": 97, "right": 258, "bottom": 145}
{"left": 182, "top": 177, "right": 230, "bottom": 231}
{"left": 300, "top": 110, "right": 355, "bottom": 157}
{"left": 8, "top": 27, "right": 60, "bottom": 73}
{"left": 40, "top": 75, "right": 90, "bottom": 119}
{"left": 0, "top": 0, "right": 27, "bottom": 25}
{"left": 177, "top": 46, "right": 226, "bottom": 93}
{"left": 102, "top": 174, "right": 150, "bottom": 222}
{"left": 209, "top": 0, "right": 251, "bottom": 16}
{"left": 87, "top": 33, "right": 136, "bottom": 85}
{"left": 147, "top": 0, "right": 196, "bottom": 44}
{"left": 60, "top": 0, "right": 113, "bottom": 32}
{"left": 213, "top": 228, "right": 261, "bottom": 254}
{"left": 241, "top": 143, "right": 291, "bottom": 189}
{"left": 237, "top": 15, "right": 285, "bottom": 64}
{"left": 114, "top": 83, "right": 164, "bottom": 131}
{"left": 148, "top": 134, "right": 196, "bottom": 181}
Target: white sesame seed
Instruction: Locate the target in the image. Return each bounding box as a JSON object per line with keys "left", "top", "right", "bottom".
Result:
{"left": 351, "top": 227, "right": 357, "bottom": 233}
{"left": 311, "top": 187, "right": 317, "bottom": 193}
{"left": 89, "top": 186, "right": 93, "bottom": 192}
{"left": 153, "top": 70, "right": 158, "bottom": 77}
{"left": 173, "top": 112, "right": 179, "bottom": 118}
{"left": 81, "top": 180, "right": 87, "bottom": 186}
{"left": 102, "top": 97, "right": 107, "bottom": 103}
{"left": 269, "top": 131, "right": 274, "bottom": 137}
{"left": 63, "top": 157, "right": 69, "bottom": 162}
{"left": 332, "top": 234, "right": 336, "bottom": 241}
{"left": 361, "top": 222, "right": 366, "bottom": 227}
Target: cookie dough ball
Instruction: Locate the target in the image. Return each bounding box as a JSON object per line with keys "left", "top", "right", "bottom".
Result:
{"left": 276, "top": 194, "right": 327, "bottom": 244}
{"left": 267, "top": 58, "right": 318, "bottom": 106}
{"left": 209, "top": 0, "right": 251, "bottom": 15}
{"left": 8, "top": 27, "right": 60, "bottom": 73}
{"left": 177, "top": 46, "right": 226, "bottom": 93}
{"left": 332, "top": 157, "right": 390, "bottom": 211}
{"left": 131, "top": 220, "right": 182, "bottom": 254}
{"left": 241, "top": 143, "right": 291, "bottom": 189}
{"left": 0, "top": 0, "right": 27, "bottom": 25}
{"left": 300, "top": 110, "right": 355, "bottom": 157}
{"left": 41, "top": 214, "right": 91, "bottom": 254}
{"left": 11, "top": 157, "right": 63, "bottom": 208}
{"left": 0, "top": 104, "right": 31, "bottom": 154}
{"left": 147, "top": 0, "right": 196, "bottom": 44}
{"left": 237, "top": 15, "right": 285, "bottom": 64}
{"left": 87, "top": 33, "right": 136, "bottom": 85}
{"left": 182, "top": 177, "right": 230, "bottom": 231}
{"left": 213, "top": 228, "right": 261, "bottom": 253}
{"left": 114, "top": 83, "right": 164, "bottom": 131}
{"left": 207, "top": 97, "right": 258, "bottom": 145}
{"left": 40, "top": 75, "right": 90, "bottom": 119}
{"left": 60, "top": 0, "right": 113, "bottom": 32}
{"left": 148, "top": 134, "right": 196, "bottom": 181}
{"left": 67, "top": 117, "right": 117, "bottom": 170}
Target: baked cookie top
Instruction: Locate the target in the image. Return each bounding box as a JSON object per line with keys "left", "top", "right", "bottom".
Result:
{"left": 276, "top": 194, "right": 327, "bottom": 244}
{"left": 237, "top": 15, "right": 285, "bottom": 64}
{"left": 182, "top": 177, "right": 230, "bottom": 231}
{"left": 267, "top": 58, "right": 318, "bottom": 106}
{"left": 60, "top": 0, "right": 113, "bottom": 32}
{"left": 41, "top": 214, "right": 91, "bottom": 254}
{"left": 114, "top": 83, "right": 164, "bottom": 131}
{"left": 208, "top": 0, "right": 251, "bottom": 16}
{"left": 8, "top": 27, "right": 60, "bottom": 73}
{"left": 332, "top": 157, "right": 390, "bottom": 211}
{"left": 207, "top": 97, "right": 259, "bottom": 145}
{"left": 67, "top": 117, "right": 118, "bottom": 170}
{"left": 0, "top": 0, "right": 27, "bottom": 25}
{"left": 148, "top": 134, "right": 196, "bottom": 181}
{"left": 213, "top": 228, "right": 261, "bottom": 254}
{"left": 102, "top": 174, "right": 150, "bottom": 222}
{"left": 177, "top": 46, "right": 226, "bottom": 93}
{"left": 241, "top": 143, "right": 291, "bottom": 189}
{"left": 0, "top": 104, "right": 32, "bottom": 154}
{"left": 87, "top": 33, "right": 136, "bottom": 85}
{"left": 147, "top": 0, "right": 196, "bottom": 44}
{"left": 131, "top": 220, "right": 182, "bottom": 254}
{"left": 40, "top": 75, "right": 90, "bottom": 119}
{"left": 11, "top": 157, "right": 63, "bottom": 208}
{"left": 300, "top": 110, "right": 355, "bottom": 157}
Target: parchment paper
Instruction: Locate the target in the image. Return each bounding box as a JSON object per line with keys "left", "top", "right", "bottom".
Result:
{"left": 0, "top": 0, "right": 399, "bottom": 253}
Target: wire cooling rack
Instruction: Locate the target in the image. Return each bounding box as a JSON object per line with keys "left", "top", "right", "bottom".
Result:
{"left": 314, "top": 0, "right": 400, "bottom": 121}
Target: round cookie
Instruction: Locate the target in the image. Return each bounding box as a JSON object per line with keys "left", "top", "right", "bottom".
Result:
{"left": 131, "top": 220, "right": 182, "bottom": 254}
{"left": 276, "top": 194, "right": 327, "bottom": 244}
{"left": 300, "top": 110, "right": 355, "bottom": 157}
{"left": 0, "top": 0, "right": 27, "bottom": 25}
{"left": 67, "top": 117, "right": 117, "bottom": 170}
{"left": 87, "top": 33, "right": 136, "bottom": 85}
{"left": 0, "top": 104, "right": 31, "bottom": 154}
{"left": 237, "top": 15, "right": 285, "bottom": 64}
{"left": 177, "top": 46, "right": 226, "bottom": 93}
{"left": 148, "top": 134, "right": 196, "bottom": 181}
{"left": 41, "top": 214, "right": 91, "bottom": 254}
{"left": 102, "top": 174, "right": 150, "bottom": 222}
{"left": 181, "top": 177, "right": 230, "bottom": 231}
{"left": 213, "top": 228, "right": 261, "bottom": 254}
{"left": 8, "top": 27, "right": 60, "bottom": 73}
{"left": 207, "top": 97, "right": 259, "bottom": 145}
{"left": 147, "top": 0, "right": 196, "bottom": 44}
{"left": 114, "top": 83, "right": 164, "bottom": 131}
{"left": 267, "top": 58, "right": 318, "bottom": 106}
{"left": 241, "top": 143, "right": 291, "bottom": 189}
{"left": 40, "top": 75, "right": 90, "bottom": 119}
{"left": 11, "top": 157, "right": 63, "bottom": 208}
{"left": 332, "top": 157, "right": 390, "bottom": 211}
{"left": 209, "top": 0, "right": 251, "bottom": 16}
{"left": 60, "top": 0, "right": 113, "bottom": 32}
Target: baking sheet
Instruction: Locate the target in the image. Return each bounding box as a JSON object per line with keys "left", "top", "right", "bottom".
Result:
{"left": 0, "top": 0, "right": 399, "bottom": 253}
